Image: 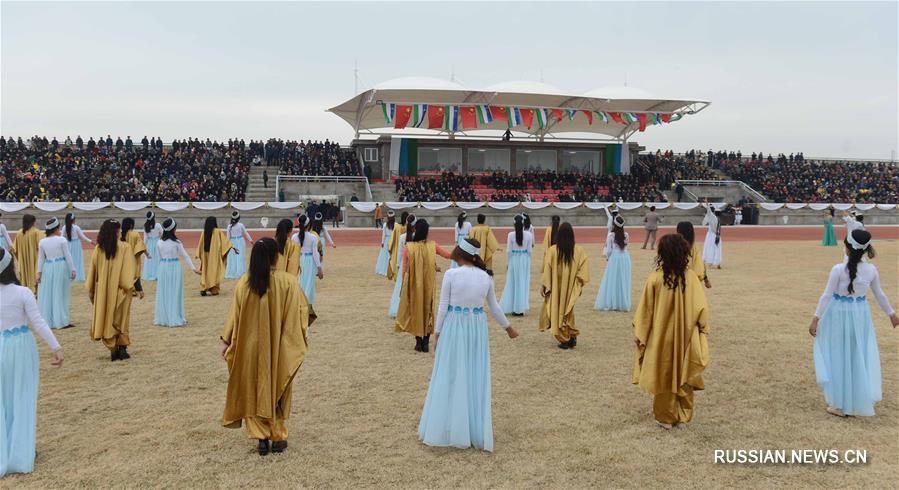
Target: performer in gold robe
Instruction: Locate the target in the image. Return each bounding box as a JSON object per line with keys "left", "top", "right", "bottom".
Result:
{"left": 220, "top": 238, "right": 310, "bottom": 456}
{"left": 632, "top": 234, "right": 710, "bottom": 429}
{"left": 676, "top": 221, "right": 712, "bottom": 288}
{"left": 121, "top": 218, "right": 149, "bottom": 298}
{"left": 386, "top": 211, "right": 408, "bottom": 280}
{"left": 468, "top": 214, "right": 500, "bottom": 270}
{"left": 539, "top": 222, "right": 589, "bottom": 349}
{"left": 541, "top": 215, "right": 561, "bottom": 274}
{"left": 12, "top": 214, "right": 41, "bottom": 292}
{"left": 395, "top": 219, "right": 452, "bottom": 352}
{"left": 87, "top": 219, "right": 136, "bottom": 361}
{"left": 197, "top": 216, "right": 234, "bottom": 296}
{"left": 273, "top": 219, "right": 300, "bottom": 277}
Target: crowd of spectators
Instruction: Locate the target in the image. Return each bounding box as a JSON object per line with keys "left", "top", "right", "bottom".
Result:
{"left": 395, "top": 173, "right": 477, "bottom": 202}
{"left": 267, "top": 139, "right": 361, "bottom": 177}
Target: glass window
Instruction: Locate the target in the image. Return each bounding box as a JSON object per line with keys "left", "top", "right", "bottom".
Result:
{"left": 418, "top": 147, "right": 462, "bottom": 174}
{"left": 364, "top": 147, "right": 378, "bottom": 162}
{"left": 561, "top": 150, "right": 602, "bottom": 174}
{"left": 516, "top": 149, "right": 557, "bottom": 171}
{"left": 468, "top": 148, "right": 510, "bottom": 173}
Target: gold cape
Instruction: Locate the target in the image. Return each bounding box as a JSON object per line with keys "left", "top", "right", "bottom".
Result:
{"left": 123, "top": 229, "right": 148, "bottom": 281}
{"left": 386, "top": 224, "right": 406, "bottom": 280}
{"left": 541, "top": 226, "right": 555, "bottom": 273}
{"left": 274, "top": 239, "right": 301, "bottom": 277}
{"left": 395, "top": 240, "right": 436, "bottom": 337}
{"left": 222, "top": 271, "right": 310, "bottom": 428}
{"left": 12, "top": 229, "right": 41, "bottom": 291}
{"left": 469, "top": 224, "right": 499, "bottom": 269}
{"left": 87, "top": 242, "right": 136, "bottom": 346}
{"left": 688, "top": 245, "right": 707, "bottom": 282}
{"left": 197, "top": 229, "right": 233, "bottom": 290}
{"left": 539, "top": 244, "right": 589, "bottom": 342}
{"left": 632, "top": 269, "right": 709, "bottom": 395}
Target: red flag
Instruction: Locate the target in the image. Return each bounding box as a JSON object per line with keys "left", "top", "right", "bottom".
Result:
{"left": 428, "top": 106, "right": 445, "bottom": 129}
{"left": 519, "top": 108, "right": 535, "bottom": 129}
{"left": 551, "top": 109, "right": 563, "bottom": 122}
{"left": 460, "top": 106, "right": 478, "bottom": 129}
{"left": 581, "top": 110, "right": 593, "bottom": 124}
{"left": 660, "top": 113, "right": 672, "bottom": 123}
{"left": 394, "top": 105, "right": 413, "bottom": 129}
{"left": 489, "top": 106, "right": 507, "bottom": 123}
{"left": 637, "top": 113, "right": 648, "bottom": 132}
{"left": 608, "top": 112, "right": 625, "bottom": 125}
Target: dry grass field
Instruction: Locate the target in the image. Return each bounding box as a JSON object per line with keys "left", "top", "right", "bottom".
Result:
{"left": 6, "top": 239, "right": 898, "bottom": 488}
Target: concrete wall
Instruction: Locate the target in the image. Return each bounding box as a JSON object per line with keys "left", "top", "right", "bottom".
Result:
{"left": 278, "top": 181, "right": 367, "bottom": 202}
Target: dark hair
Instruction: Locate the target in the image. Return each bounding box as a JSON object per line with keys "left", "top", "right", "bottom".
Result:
{"left": 275, "top": 219, "right": 293, "bottom": 253}
{"left": 450, "top": 238, "right": 493, "bottom": 276}
{"left": 144, "top": 211, "right": 156, "bottom": 233}
{"left": 845, "top": 230, "right": 875, "bottom": 294}
{"left": 457, "top": 212, "right": 466, "bottom": 230}
{"left": 22, "top": 214, "right": 36, "bottom": 234}
{"left": 856, "top": 215, "right": 865, "bottom": 223}
{"left": 247, "top": 237, "right": 278, "bottom": 296}
{"left": 405, "top": 214, "right": 417, "bottom": 241}
{"left": 828, "top": 208, "right": 835, "bottom": 217}
{"left": 550, "top": 215, "right": 561, "bottom": 246}
{"left": 655, "top": 234, "right": 690, "bottom": 291}
{"left": 650, "top": 206, "right": 656, "bottom": 212}
{"left": 161, "top": 218, "right": 178, "bottom": 241}
{"left": 412, "top": 218, "right": 429, "bottom": 242}
{"left": 230, "top": 214, "right": 240, "bottom": 226}
{"left": 400, "top": 211, "right": 409, "bottom": 226}
{"left": 65, "top": 212, "right": 75, "bottom": 241}
{"left": 120, "top": 217, "right": 135, "bottom": 241}
{"left": 96, "top": 219, "right": 121, "bottom": 260}
{"left": 555, "top": 222, "right": 575, "bottom": 264}
{"left": 296, "top": 215, "right": 308, "bottom": 246}
{"left": 203, "top": 216, "right": 217, "bottom": 252}
{"left": 0, "top": 249, "right": 20, "bottom": 285}
{"left": 386, "top": 214, "right": 396, "bottom": 230}
{"left": 612, "top": 223, "right": 626, "bottom": 250}
{"left": 513, "top": 215, "right": 524, "bottom": 246}
{"left": 477, "top": 213, "right": 486, "bottom": 224}
{"left": 311, "top": 216, "right": 323, "bottom": 234}
{"left": 45, "top": 219, "right": 59, "bottom": 237}
{"left": 676, "top": 221, "right": 695, "bottom": 247}
{"left": 523, "top": 213, "right": 531, "bottom": 230}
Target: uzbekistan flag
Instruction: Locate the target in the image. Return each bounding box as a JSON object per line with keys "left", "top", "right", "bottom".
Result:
{"left": 476, "top": 105, "right": 494, "bottom": 124}
{"left": 505, "top": 107, "right": 522, "bottom": 127}
{"left": 443, "top": 106, "right": 459, "bottom": 131}
{"left": 381, "top": 102, "right": 395, "bottom": 124}
{"left": 534, "top": 108, "right": 550, "bottom": 129}
{"left": 412, "top": 104, "right": 428, "bottom": 128}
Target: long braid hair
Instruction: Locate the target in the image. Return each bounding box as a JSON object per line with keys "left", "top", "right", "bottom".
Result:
{"left": 513, "top": 215, "right": 524, "bottom": 247}
{"left": 144, "top": 211, "right": 156, "bottom": 233}
{"left": 405, "top": 214, "right": 417, "bottom": 241}
{"left": 549, "top": 215, "right": 561, "bottom": 246}
{"left": 845, "top": 229, "right": 875, "bottom": 294}
{"left": 555, "top": 222, "right": 575, "bottom": 264}
{"left": 202, "top": 216, "right": 217, "bottom": 252}
{"left": 296, "top": 215, "right": 309, "bottom": 247}
{"left": 612, "top": 219, "right": 626, "bottom": 250}
{"left": 248, "top": 237, "right": 278, "bottom": 296}
{"left": 120, "top": 217, "right": 136, "bottom": 242}
{"left": 656, "top": 234, "right": 690, "bottom": 291}
{"left": 65, "top": 212, "right": 75, "bottom": 241}
{"left": 676, "top": 221, "right": 695, "bottom": 247}
{"left": 275, "top": 219, "right": 293, "bottom": 253}
{"left": 96, "top": 219, "right": 120, "bottom": 260}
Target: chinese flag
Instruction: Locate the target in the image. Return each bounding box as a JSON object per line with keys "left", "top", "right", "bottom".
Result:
{"left": 637, "top": 113, "right": 648, "bottom": 131}
{"left": 581, "top": 110, "right": 593, "bottom": 124}
{"left": 490, "top": 106, "right": 508, "bottom": 123}
{"left": 460, "top": 106, "right": 478, "bottom": 129}
{"left": 394, "top": 105, "right": 413, "bottom": 129}
{"left": 428, "top": 105, "right": 445, "bottom": 129}
{"left": 519, "top": 108, "right": 535, "bottom": 129}
{"left": 660, "top": 113, "right": 672, "bottom": 123}
{"left": 551, "top": 109, "right": 563, "bottom": 122}
{"left": 608, "top": 112, "right": 625, "bottom": 124}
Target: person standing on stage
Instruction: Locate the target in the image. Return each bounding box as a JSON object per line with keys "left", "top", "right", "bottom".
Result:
{"left": 676, "top": 221, "right": 712, "bottom": 289}
{"left": 142, "top": 211, "right": 163, "bottom": 281}
{"left": 387, "top": 211, "right": 408, "bottom": 280}
{"left": 701, "top": 203, "right": 723, "bottom": 269}
{"left": 36, "top": 218, "right": 76, "bottom": 329}
{"left": 197, "top": 216, "right": 234, "bottom": 296}
{"left": 539, "top": 222, "right": 589, "bottom": 349}
{"left": 12, "top": 214, "right": 41, "bottom": 292}
{"left": 64, "top": 213, "right": 93, "bottom": 282}
{"left": 292, "top": 215, "right": 323, "bottom": 304}
{"left": 220, "top": 238, "right": 310, "bottom": 456}
{"left": 821, "top": 207, "right": 838, "bottom": 246}
{"left": 632, "top": 234, "right": 710, "bottom": 429}
{"left": 450, "top": 212, "right": 473, "bottom": 270}
{"left": 310, "top": 212, "right": 337, "bottom": 259}
{"left": 0, "top": 248, "right": 64, "bottom": 477}
{"left": 375, "top": 211, "right": 394, "bottom": 277}
{"left": 468, "top": 214, "right": 499, "bottom": 270}
{"left": 87, "top": 219, "right": 137, "bottom": 361}
{"left": 595, "top": 215, "right": 632, "bottom": 312}
{"left": 499, "top": 214, "right": 533, "bottom": 316}
{"left": 154, "top": 218, "right": 200, "bottom": 327}
{"left": 226, "top": 211, "right": 254, "bottom": 279}
{"left": 389, "top": 214, "right": 416, "bottom": 318}
{"left": 274, "top": 219, "right": 300, "bottom": 277}
{"left": 373, "top": 203, "right": 384, "bottom": 229}
{"left": 642, "top": 206, "right": 661, "bottom": 250}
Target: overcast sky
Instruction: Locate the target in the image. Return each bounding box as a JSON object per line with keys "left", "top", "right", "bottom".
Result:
{"left": 2, "top": 1, "right": 896, "bottom": 159}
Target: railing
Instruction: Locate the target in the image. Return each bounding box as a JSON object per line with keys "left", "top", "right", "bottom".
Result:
{"left": 276, "top": 175, "right": 372, "bottom": 201}
{"left": 676, "top": 179, "right": 769, "bottom": 203}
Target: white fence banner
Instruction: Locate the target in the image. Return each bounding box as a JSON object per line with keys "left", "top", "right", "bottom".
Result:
{"left": 875, "top": 204, "right": 896, "bottom": 210}
{"left": 672, "top": 203, "right": 700, "bottom": 210}
{"left": 552, "top": 202, "right": 582, "bottom": 210}
{"left": 349, "top": 202, "right": 378, "bottom": 213}
{"left": 487, "top": 202, "right": 520, "bottom": 210}
{"left": 32, "top": 202, "right": 69, "bottom": 212}
{"left": 760, "top": 203, "right": 784, "bottom": 211}
{"left": 231, "top": 202, "right": 266, "bottom": 211}
{"left": 617, "top": 202, "right": 643, "bottom": 210}
{"left": 266, "top": 201, "right": 301, "bottom": 210}
{"left": 808, "top": 203, "right": 830, "bottom": 211}
{"left": 647, "top": 202, "right": 671, "bottom": 210}
{"left": 854, "top": 203, "right": 876, "bottom": 211}
{"left": 421, "top": 202, "right": 453, "bottom": 210}
{"left": 584, "top": 202, "right": 611, "bottom": 210}
{"left": 831, "top": 203, "right": 853, "bottom": 211}
{"left": 72, "top": 202, "right": 111, "bottom": 211}
{"left": 0, "top": 203, "right": 31, "bottom": 212}
{"left": 114, "top": 202, "right": 151, "bottom": 211}
{"left": 785, "top": 203, "right": 807, "bottom": 210}
{"left": 385, "top": 202, "right": 418, "bottom": 210}
{"left": 156, "top": 202, "right": 190, "bottom": 212}
{"left": 192, "top": 202, "right": 229, "bottom": 211}
{"left": 522, "top": 202, "right": 552, "bottom": 210}
{"left": 456, "top": 202, "right": 485, "bottom": 210}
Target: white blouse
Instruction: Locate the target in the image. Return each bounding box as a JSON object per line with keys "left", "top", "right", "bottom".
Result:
{"left": 435, "top": 266, "right": 510, "bottom": 334}
{"left": 702, "top": 207, "right": 719, "bottom": 231}
{"left": 603, "top": 231, "right": 629, "bottom": 258}
{"left": 291, "top": 232, "right": 322, "bottom": 269}
{"left": 66, "top": 224, "right": 92, "bottom": 244}
{"left": 506, "top": 231, "right": 534, "bottom": 253}
{"left": 381, "top": 224, "right": 392, "bottom": 244}
{"left": 454, "top": 222, "right": 472, "bottom": 242}
{"left": 38, "top": 235, "right": 76, "bottom": 273}
{"left": 143, "top": 223, "right": 164, "bottom": 240}
{"left": 0, "top": 283, "right": 61, "bottom": 351}
{"left": 155, "top": 239, "right": 197, "bottom": 271}
{"left": 319, "top": 226, "right": 335, "bottom": 247}
{"left": 814, "top": 262, "right": 895, "bottom": 318}
{"left": 843, "top": 216, "right": 864, "bottom": 232}
{"left": 227, "top": 222, "right": 253, "bottom": 242}
{"left": 0, "top": 223, "right": 13, "bottom": 249}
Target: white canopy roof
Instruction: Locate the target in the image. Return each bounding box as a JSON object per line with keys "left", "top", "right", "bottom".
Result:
{"left": 328, "top": 77, "right": 709, "bottom": 140}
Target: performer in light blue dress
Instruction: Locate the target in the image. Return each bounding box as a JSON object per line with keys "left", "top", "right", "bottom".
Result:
{"left": 0, "top": 212, "right": 13, "bottom": 251}
{"left": 292, "top": 215, "right": 323, "bottom": 305}
{"left": 311, "top": 213, "right": 336, "bottom": 260}
{"left": 225, "top": 211, "right": 253, "bottom": 279}
{"left": 418, "top": 238, "right": 518, "bottom": 452}
{"left": 141, "top": 211, "right": 163, "bottom": 281}
{"left": 595, "top": 214, "right": 632, "bottom": 311}
{"left": 449, "top": 212, "right": 472, "bottom": 269}
{"left": 37, "top": 218, "right": 77, "bottom": 329}
{"left": 375, "top": 211, "right": 395, "bottom": 277}
{"left": 810, "top": 229, "right": 898, "bottom": 417}
{"left": 63, "top": 213, "right": 92, "bottom": 282}
{"left": 153, "top": 218, "right": 200, "bottom": 327}
{"left": 390, "top": 214, "right": 416, "bottom": 318}
{"left": 500, "top": 215, "right": 533, "bottom": 315}
{"left": 0, "top": 248, "right": 64, "bottom": 477}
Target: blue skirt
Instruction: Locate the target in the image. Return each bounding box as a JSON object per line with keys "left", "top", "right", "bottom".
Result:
{"left": 142, "top": 236, "right": 160, "bottom": 281}
{"left": 595, "top": 251, "right": 631, "bottom": 311}
{"left": 813, "top": 294, "right": 882, "bottom": 416}
{"left": 299, "top": 253, "right": 318, "bottom": 305}
{"left": 154, "top": 259, "right": 187, "bottom": 327}
{"left": 37, "top": 258, "right": 71, "bottom": 329}
{"left": 0, "top": 237, "right": 6, "bottom": 250}
{"left": 389, "top": 262, "right": 404, "bottom": 318}
{"left": 418, "top": 307, "right": 493, "bottom": 452}
{"left": 500, "top": 250, "right": 531, "bottom": 314}
{"left": 0, "top": 326, "right": 39, "bottom": 476}
{"left": 225, "top": 237, "right": 246, "bottom": 279}
{"left": 449, "top": 233, "right": 466, "bottom": 269}
{"left": 68, "top": 239, "right": 86, "bottom": 282}
{"left": 375, "top": 236, "right": 390, "bottom": 277}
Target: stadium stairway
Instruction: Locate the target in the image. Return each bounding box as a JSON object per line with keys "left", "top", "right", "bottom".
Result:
{"left": 369, "top": 182, "right": 396, "bottom": 202}
{"left": 246, "top": 166, "right": 276, "bottom": 201}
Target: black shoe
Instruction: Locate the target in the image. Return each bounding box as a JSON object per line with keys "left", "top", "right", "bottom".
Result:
{"left": 119, "top": 346, "right": 131, "bottom": 360}
{"left": 271, "top": 441, "right": 288, "bottom": 453}
{"left": 414, "top": 337, "right": 422, "bottom": 352}
{"left": 201, "top": 290, "right": 208, "bottom": 297}
{"left": 62, "top": 324, "right": 76, "bottom": 329}
{"left": 257, "top": 439, "right": 270, "bottom": 456}
{"left": 569, "top": 337, "right": 577, "bottom": 348}
{"left": 557, "top": 342, "right": 570, "bottom": 350}
{"left": 422, "top": 335, "right": 430, "bottom": 353}
{"left": 111, "top": 349, "right": 121, "bottom": 361}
